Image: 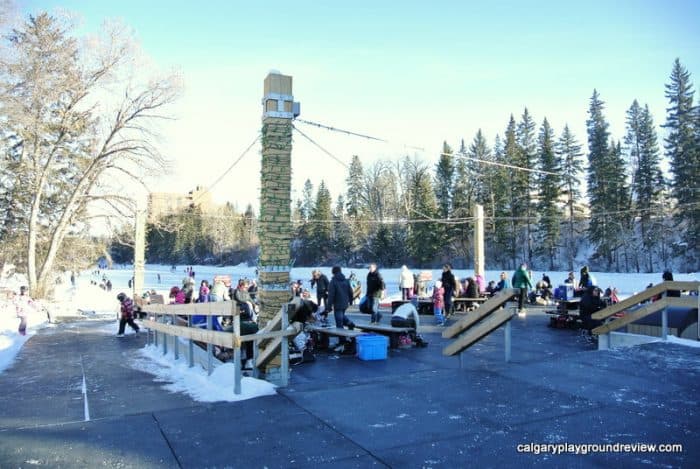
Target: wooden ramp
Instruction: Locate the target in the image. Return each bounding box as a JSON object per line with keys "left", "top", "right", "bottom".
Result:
{"left": 442, "top": 289, "right": 517, "bottom": 357}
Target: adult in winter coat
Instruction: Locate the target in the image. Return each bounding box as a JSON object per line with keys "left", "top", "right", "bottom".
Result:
{"left": 233, "top": 279, "right": 256, "bottom": 321}
{"left": 495, "top": 271, "right": 511, "bottom": 292}
{"left": 440, "top": 264, "right": 457, "bottom": 317}
{"left": 579, "top": 286, "right": 606, "bottom": 333}
{"left": 327, "top": 266, "right": 356, "bottom": 332}
{"left": 366, "top": 263, "right": 385, "bottom": 323}
{"left": 511, "top": 264, "right": 533, "bottom": 314}
{"left": 578, "top": 266, "right": 591, "bottom": 291}
{"left": 463, "top": 277, "right": 479, "bottom": 309}
{"left": 116, "top": 292, "right": 140, "bottom": 336}
{"left": 399, "top": 265, "right": 415, "bottom": 300}
{"left": 210, "top": 280, "right": 229, "bottom": 302}
{"left": 391, "top": 299, "right": 427, "bottom": 347}
{"left": 310, "top": 270, "right": 330, "bottom": 309}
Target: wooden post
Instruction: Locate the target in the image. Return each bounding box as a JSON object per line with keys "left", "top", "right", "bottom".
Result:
{"left": 133, "top": 208, "right": 146, "bottom": 299}
{"left": 474, "top": 204, "right": 485, "bottom": 279}
{"left": 233, "top": 304, "right": 242, "bottom": 395}
{"left": 258, "top": 71, "right": 299, "bottom": 375}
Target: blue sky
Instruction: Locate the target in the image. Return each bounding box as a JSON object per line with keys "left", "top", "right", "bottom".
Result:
{"left": 16, "top": 0, "right": 700, "bottom": 211}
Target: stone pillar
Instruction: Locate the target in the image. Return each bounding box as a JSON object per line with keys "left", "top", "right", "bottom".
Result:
{"left": 133, "top": 207, "right": 146, "bottom": 299}
{"left": 258, "top": 72, "right": 299, "bottom": 369}
{"left": 474, "top": 204, "right": 484, "bottom": 279}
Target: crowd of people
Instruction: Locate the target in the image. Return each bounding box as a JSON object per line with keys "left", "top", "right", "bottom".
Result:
{"left": 117, "top": 262, "right": 691, "bottom": 367}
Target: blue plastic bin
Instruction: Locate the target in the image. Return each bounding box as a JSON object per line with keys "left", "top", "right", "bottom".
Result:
{"left": 356, "top": 334, "right": 388, "bottom": 361}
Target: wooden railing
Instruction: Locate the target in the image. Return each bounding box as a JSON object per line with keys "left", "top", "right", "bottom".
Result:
{"left": 141, "top": 301, "right": 297, "bottom": 394}
{"left": 591, "top": 281, "right": 699, "bottom": 337}
{"left": 442, "top": 289, "right": 518, "bottom": 362}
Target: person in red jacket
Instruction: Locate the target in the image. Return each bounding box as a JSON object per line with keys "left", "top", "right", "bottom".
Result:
{"left": 116, "top": 292, "right": 140, "bottom": 337}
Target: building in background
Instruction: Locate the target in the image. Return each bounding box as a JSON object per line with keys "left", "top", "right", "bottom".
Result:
{"left": 147, "top": 186, "right": 214, "bottom": 222}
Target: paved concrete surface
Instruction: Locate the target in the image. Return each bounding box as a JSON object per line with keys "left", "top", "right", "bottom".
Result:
{"left": 0, "top": 311, "right": 698, "bottom": 468}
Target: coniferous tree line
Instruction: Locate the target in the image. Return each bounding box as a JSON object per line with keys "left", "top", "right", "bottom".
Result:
{"left": 133, "top": 59, "right": 700, "bottom": 273}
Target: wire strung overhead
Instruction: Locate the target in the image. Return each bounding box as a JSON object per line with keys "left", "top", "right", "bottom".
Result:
{"left": 292, "top": 125, "right": 349, "bottom": 169}
{"left": 294, "top": 117, "right": 426, "bottom": 151}
{"left": 191, "top": 134, "right": 261, "bottom": 204}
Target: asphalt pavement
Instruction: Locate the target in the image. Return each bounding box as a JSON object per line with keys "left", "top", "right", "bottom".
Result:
{"left": 0, "top": 310, "right": 698, "bottom": 468}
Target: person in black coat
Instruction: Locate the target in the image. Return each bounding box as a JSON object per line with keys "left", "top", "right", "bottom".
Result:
{"left": 579, "top": 286, "right": 606, "bottom": 333}
{"left": 366, "top": 263, "right": 385, "bottom": 323}
{"left": 440, "top": 264, "right": 457, "bottom": 316}
{"left": 327, "top": 266, "right": 355, "bottom": 334}
{"left": 310, "top": 270, "right": 330, "bottom": 309}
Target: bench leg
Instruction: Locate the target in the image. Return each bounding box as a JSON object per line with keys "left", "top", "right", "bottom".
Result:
{"left": 389, "top": 333, "right": 399, "bottom": 349}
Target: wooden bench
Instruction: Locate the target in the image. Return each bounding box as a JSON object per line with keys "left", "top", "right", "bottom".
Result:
{"left": 353, "top": 321, "right": 415, "bottom": 348}
{"left": 305, "top": 324, "right": 364, "bottom": 353}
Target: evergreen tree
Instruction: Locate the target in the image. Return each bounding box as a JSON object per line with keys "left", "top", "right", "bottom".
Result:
{"left": 586, "top": 89, "right": 618, "bottom": 268}
{"left": 406, "top": 159, "right": 441, "bottom": 265}
{"left": 504, "top": 115, "right": 524, "bottom": 267}
{"left": 625, "top": 101, "right": 665, "bottom": 271}
{"left": 345, "top": 155, "right": 365, "bottom": 217}
{"left": 488, "top": 134, "right": 512, "bottom": 268}
{"left": 468, "top": 130, "right": 492, "bottom": 204}
{"left": 435, "top": 141, "right": 455, "bottom": 219}
{"left": 557, "top": 124, "right": 585, "bottom": 271}
{"left": 332, "top": 195, "right": 354, "bottom": 264}
{"left": 451, "top": 141, "right": 476, "bottom": 266}
{"left": 663, "top": 59, "right": 699, "bottom": 269}
{"left": 517, "top": 108, "right": 537, "bottom": 264}
{"left": 607, "top": 139, "right": 631, "bottom": 271}
{"left": 535, "top": 118, "right": 561, "bottom": 269}
{"left": 300, "top": 179, "right": 314, "bottom": 221}
{"left": 310, "top": 181, "right": 333, "bottom": 263}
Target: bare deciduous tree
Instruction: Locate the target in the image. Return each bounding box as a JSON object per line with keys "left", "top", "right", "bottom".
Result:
{"left": 0, "top": 12, "right": 180, "bottom": 297}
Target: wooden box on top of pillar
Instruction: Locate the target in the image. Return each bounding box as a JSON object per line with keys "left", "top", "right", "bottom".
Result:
{"left": 264, "top": 72, "right": 292, "bottom": 95}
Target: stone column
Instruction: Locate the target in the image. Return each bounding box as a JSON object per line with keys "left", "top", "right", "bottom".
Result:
{"left": 257, "top": 72, "right": 299, "bottom": 371}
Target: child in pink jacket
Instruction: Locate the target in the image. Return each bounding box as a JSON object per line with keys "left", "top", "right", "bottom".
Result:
{"left": 432, "top": 280, "right": 445, "bottom": 326}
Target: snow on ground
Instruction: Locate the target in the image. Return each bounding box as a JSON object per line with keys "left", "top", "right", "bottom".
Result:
{"left": 0, "top": 263, "right": 698, "bottom": 401}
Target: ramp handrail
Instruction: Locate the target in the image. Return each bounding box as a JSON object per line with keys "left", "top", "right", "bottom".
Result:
{"left": 442, "top": 289, "right": 518, "bottom": 361}
{"left": 591, "top": 281, "right": 699, "bottom": 322}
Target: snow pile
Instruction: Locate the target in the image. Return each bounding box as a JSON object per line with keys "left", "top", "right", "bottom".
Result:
{"left": 131, "top": 345, "right": 277, "bottom": 402}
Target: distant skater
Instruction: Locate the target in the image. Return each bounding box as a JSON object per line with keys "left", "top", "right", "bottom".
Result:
{"left": 13, "top": 286, "right": 34, "bottom": 336}
{"left": 116, "top": 292, "right": 140, "bottom": 337}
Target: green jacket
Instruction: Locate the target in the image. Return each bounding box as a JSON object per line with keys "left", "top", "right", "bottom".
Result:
{"left": 512, "top": 267, "right": 533, "bottom": 290}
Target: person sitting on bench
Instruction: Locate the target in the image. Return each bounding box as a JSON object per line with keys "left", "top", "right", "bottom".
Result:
{"left": 579, "top": 286, "right": 606, "bottom": 335}
{"left": 390, "top": 298, "right": 427, "bottom": 347}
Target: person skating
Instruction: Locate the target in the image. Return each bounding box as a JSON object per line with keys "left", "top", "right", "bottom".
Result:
{"left": 511, "top": 263, "right": 533, "bottom": 316}
{"left": 116, "top": 292, "right": 140, "bottom": 336}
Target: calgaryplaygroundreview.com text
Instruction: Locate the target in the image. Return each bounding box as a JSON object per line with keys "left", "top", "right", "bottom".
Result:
{"left": 516, "top": 442, "right": 683, "bottom": 456}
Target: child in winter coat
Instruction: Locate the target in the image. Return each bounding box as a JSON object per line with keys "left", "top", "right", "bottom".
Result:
{"left": 13, "top": 286, "right": 35, "bottom": 335}
{"left": 116, "top": 292, "right": 140, "bottom": 336}
{"left": 432, "top": 280, "right": 445, "bottom": 325}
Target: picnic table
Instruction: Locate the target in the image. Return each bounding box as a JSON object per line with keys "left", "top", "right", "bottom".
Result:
{"left": 305, "top": 324, "right": 364, "bottom": 353}
{"left": 452, "top": 297, "right": 488, "bottom": 312}
{"left": 546, "top": 298, "right": 582, "bottom": 329}
{"left": 353, "top": 321, "right": 415, "bottom": 348}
